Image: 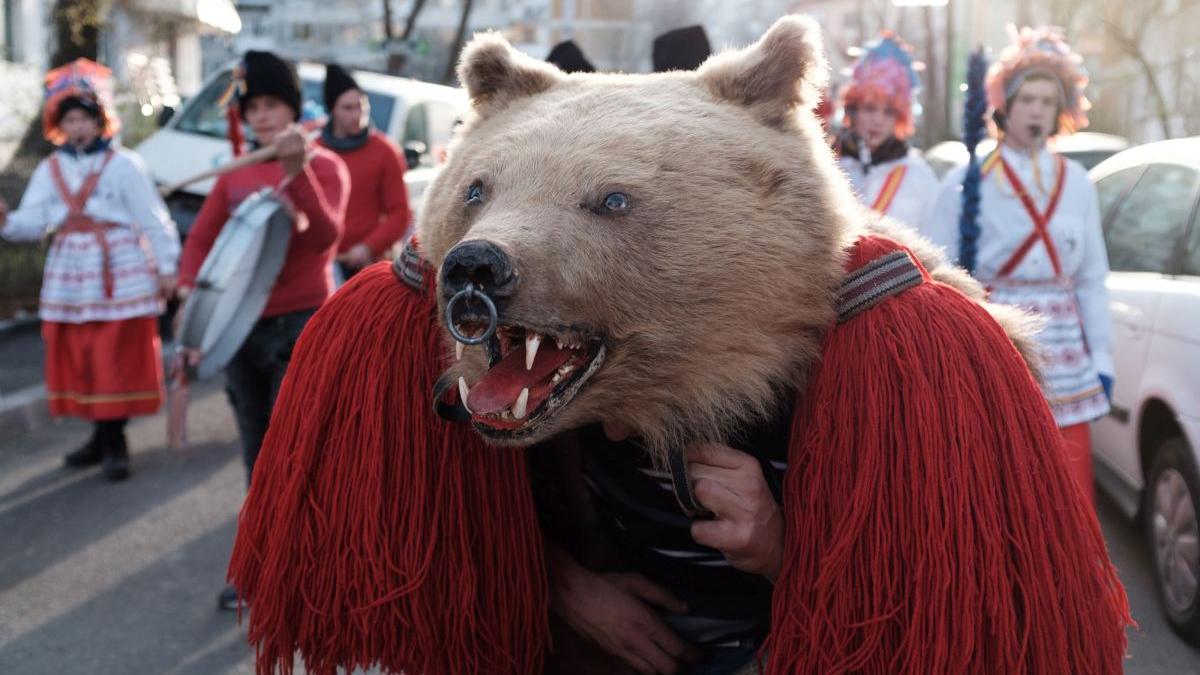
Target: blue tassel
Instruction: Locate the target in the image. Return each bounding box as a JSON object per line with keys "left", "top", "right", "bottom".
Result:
{"left": 957, "top": 49, "right": 988, "bottom": 274}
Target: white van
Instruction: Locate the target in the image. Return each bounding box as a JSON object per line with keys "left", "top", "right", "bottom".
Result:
{"left": 136, "top": 62, "right": 466, "bottom": 235}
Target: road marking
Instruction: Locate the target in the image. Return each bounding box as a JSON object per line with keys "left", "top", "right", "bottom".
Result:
{"left": 0, "top": 456, "right": 244, "bottom": 648}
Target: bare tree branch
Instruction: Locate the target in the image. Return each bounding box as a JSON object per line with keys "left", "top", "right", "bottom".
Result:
{"left": 443, "top": 0, "right": 475, "bottom": 85}
{"left": 402, "top": 0, "right": 429, "bottom": 41}
{"left": 1101, "top": 16, "right": 1175, "bottom": 138}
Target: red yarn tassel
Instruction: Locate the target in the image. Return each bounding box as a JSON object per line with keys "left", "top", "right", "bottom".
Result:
{"left": 227, "top": 262, "right": 548, "bottom": 675}
{"left": 765, "top": 236, "right": 1130, "bottom": 674}
{"left": 227, "top": 104, "right": 244, "bottom": 158}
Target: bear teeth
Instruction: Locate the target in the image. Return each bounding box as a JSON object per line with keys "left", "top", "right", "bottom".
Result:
{"left": 458, "top": 377, "right": 472, "bottom": 414}
{"left": 525, "top": 333, "right": 541, "bottom": 370}
{"left": 513, "top": 388, "right": 530, "bottom": 419}
{"left": 455, "top": 341, "right": 464, "bottom": 361}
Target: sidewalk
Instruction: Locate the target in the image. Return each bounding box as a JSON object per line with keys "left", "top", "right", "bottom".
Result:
{"left": 0, "top": 318, "right": 48, "bottom": 440}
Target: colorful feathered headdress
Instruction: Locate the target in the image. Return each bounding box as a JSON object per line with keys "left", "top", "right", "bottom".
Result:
{"left": 842, "top": 33, "right": 921, "bottom": 139}
{"left": 986, "top": 25, "right": 1089, "bottom": 135}
{"left": 41, "top": 58, "right": 119, "bottom": 144}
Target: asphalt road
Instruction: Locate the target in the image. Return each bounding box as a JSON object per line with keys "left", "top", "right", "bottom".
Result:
{"left": 0, "top": 383, "right": 1197, "bottom": 674}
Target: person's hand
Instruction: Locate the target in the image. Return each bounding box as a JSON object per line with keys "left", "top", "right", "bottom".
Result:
{"left": 336, "top": 243, "right": 373, "bottom": 269}
{"left": 158, "top": 274, "right": 177, "bottom": 300}
{"left": 550, "top": 548, "right": 700, "bottom": 674}
{"left": 0, "top": 197, "right": 8, "bottom": 226}
{"left": 686, "top": 443, "right": 785, "bottom": 581}
{"left": 275, "top": 124, "right": 309, "bottom": 177}
{"left": 171, "top": 295, "right": 202, "bottom": 367}
{"left": 1098, "top": 373, "right": 1114, "bottom": 404}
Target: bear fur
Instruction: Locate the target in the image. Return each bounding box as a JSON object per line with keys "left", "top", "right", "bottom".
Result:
{"left": 423, "top": 15, "right": 1037, "bottom": 462}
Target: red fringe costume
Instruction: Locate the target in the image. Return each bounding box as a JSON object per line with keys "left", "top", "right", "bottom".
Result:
{"left": 228, "top": 235, "right": 1129, "bottom": 674}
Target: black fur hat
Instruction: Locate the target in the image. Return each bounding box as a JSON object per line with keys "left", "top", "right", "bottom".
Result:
{"left": 546, "top": 40, "right": 595, "bottom": 74}
{"left": 323, "top": 63, "right": 361, "bottom": 112}
{"left": 239, "top": 50, "right": 302, "bottom": 120}
{"left": 652, "top": 25, "right": 712, "bottom": 73}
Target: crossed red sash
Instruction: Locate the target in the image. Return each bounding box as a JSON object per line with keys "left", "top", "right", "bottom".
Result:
{"left": 48, "top": 150, "right": 119, "bottom": 297}
{"left": 870, "top": 164, "right": 908, "bottom": 214}
{"left": 995, "top": 153, "right": 1068, "bottom": 279}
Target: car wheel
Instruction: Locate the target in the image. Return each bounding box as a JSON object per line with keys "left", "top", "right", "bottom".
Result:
{"left": 1146, "top": 436, "right": 1200, "bottom": 646}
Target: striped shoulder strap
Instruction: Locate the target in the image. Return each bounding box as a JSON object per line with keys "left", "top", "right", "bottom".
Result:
{"left": 394, "top": 238, "right": 429, "bottom": 290}
{"left": 836, "top": 249, "right": 924, "bottom": 324}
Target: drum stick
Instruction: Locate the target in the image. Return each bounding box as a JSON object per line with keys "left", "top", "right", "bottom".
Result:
{"left": 158, "top": 144, "right": 278, "bottom": 197}
{"left": 158, "top": 121, "right": 325, "bottom": 198}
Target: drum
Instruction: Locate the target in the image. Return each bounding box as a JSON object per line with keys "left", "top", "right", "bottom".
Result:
{"left": 177, "top": 188, "right": 292, "bottom": 380}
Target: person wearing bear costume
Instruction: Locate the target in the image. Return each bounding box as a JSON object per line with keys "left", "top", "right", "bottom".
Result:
{"left": 226, "top": 18, "right": 1129, "bottom": 675}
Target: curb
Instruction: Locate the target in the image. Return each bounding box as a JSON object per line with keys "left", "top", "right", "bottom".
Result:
{"left": 0, "top": 383, "right": 51, "bottom": 440}
{"left": 0, "top": 316, "right": 38, "bottom": 336}
{"left": 0, "top": 317, "right": 46, "bottom": 439}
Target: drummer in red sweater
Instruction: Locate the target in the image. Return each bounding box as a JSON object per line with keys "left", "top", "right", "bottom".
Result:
{"left": 177, "top": 50, "right": 348, "bottom": 610}
{"left": 318, "top": 64, "right": 410, "bottom": 279}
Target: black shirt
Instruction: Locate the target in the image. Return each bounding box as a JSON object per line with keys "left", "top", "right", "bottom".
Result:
{"left": 578, "top": 400, "right": 793, "bottom": 647}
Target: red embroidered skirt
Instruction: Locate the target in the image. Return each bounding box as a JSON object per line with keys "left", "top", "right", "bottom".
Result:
{"left": 43, "top": 317, "right": 164, "bottom": 420}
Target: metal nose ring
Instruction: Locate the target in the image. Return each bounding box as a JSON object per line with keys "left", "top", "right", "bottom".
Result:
{"left": 445, "top": 282, "right": 498, "bottom": 345}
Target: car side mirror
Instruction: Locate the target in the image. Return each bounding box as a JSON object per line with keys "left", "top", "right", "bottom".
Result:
{"left": 403, "top": 141, "right": 426, "bottom": 170}
{"left": 158, "top": 105, "right": 176, "bottom": 128}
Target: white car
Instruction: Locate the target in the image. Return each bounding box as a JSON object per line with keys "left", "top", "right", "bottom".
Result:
{"left": 1089, "top": 137, "right": 1200, "bottom": 645}
{"left": 926, "top": 132, "right": 1129, "bottom": 179}
{"left": 136, "top": 62, "right": 466, "bottom": 236}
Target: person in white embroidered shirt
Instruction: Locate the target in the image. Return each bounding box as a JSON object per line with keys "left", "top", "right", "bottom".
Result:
{"left": 833, "top": 33, "right": 939, "bottom": 230}
{"left": 922, "top": 27, "right": 1112, "bottom": 504}
{"left": 0, "top": 59, "right": 180, "bottom": 481}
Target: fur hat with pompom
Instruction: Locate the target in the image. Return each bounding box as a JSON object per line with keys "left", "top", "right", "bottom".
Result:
{"left": 841, "top": 33, "right": 921, "bottom": 140}
{"left": 986, "top": 25, "right": 1089, "bottom": 135}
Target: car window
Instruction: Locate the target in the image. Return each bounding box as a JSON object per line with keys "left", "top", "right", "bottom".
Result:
{"left": 403, "top": 102, "right": 429, "bottom": 148}
{"left": 174, "top": 71, "right": 233, "bottom": 139}
{"left": 1183, "top": 207, "right": 1200, "bottom": 278}
{"left": 173, "top": 70, "right": 395, "bottom": 140}
{"left": 1095, "top": 167, "right": 1144, "bottom": 222}
{"left": 1104, "top": 163, "right": 1200, "bottom": 274}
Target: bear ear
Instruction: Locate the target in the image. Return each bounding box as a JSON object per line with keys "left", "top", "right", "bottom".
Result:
{"left": 697, "top": 15, "right": 829, "bottom": 128}
{"left": 457, "top": 32, "right": 564, "bottom": 116}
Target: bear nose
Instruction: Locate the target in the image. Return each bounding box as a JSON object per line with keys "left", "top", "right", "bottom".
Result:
{"left": 440, "top": 239, "right": 517, "bottom": 301}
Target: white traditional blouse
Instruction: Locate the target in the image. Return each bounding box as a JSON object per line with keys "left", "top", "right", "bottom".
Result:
{"left": 1, "top": 146, "right": 180, "bottom": 323}
{"left": 838, "top": 150, "right": 940, "bottom": 231}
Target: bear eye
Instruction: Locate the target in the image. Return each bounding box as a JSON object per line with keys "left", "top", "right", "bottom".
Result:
{"left": 465, "top": 182, "right": 484, "bottom": 205}
{"left": 600, "top": 192, "right": 630, "bottom": 213}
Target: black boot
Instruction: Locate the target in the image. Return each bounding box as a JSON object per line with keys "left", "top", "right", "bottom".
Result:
{"left": 64, "top": 425, "right": 104, "bottom": 468}
{"left": 218, "top": 584, "right": 241, "bottom": 611}
{"left": 99, "top": 420, "right": 131, "bottom": 482}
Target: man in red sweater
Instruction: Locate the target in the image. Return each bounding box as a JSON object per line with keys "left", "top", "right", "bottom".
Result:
{"left": 317, "top": 64, "right": 410, "bottom": 278}
{"left": 175, "top": 51, "right": 348, "bottom": 609}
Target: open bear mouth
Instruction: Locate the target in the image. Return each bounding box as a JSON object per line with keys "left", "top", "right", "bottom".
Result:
{"left": 455, "top": 323, "right": 606, "bottom": 440}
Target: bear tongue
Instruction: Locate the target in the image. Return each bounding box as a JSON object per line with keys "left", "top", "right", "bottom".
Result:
{"left": 467, "top": 341, "right": 575, "bottom": 415}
